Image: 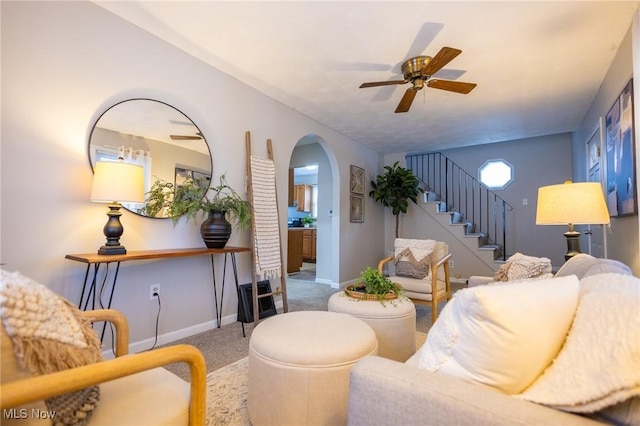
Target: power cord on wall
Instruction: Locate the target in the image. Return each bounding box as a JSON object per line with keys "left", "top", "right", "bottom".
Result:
{"left": 145, "top": 292, "right": 162, "bottom": 352}
{"left": 91, "top": 265, "right": 163, "bottom": 356}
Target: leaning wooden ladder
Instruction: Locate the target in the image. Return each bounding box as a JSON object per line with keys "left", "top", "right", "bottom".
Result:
{"left": 245, "top": 131, "right": 288, "bottom": 326}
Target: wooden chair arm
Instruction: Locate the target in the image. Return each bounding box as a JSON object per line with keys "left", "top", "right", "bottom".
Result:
{"left": 77, "top": 309, "right": 129, "bottom": 356}
{"left": 431, "top": 253, "right": 452, "bottom": 295}
{"left": 377, "top": 256, "right": 394, "bottom": 274}
{"left": 434, "top": 253, "right": 452, "bottom": 267}
{"left": 0, "top": 344, "right": 207, "bottom": 425}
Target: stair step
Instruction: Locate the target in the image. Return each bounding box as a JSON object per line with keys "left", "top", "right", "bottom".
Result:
{"left": 464, "top": 233, "right": 485, "bottom": 238}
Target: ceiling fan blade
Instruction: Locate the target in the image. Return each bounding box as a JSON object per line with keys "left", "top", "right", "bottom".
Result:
{"left": 422, "top": 47, "right": 462, "bottom": 76}
{"left": 395, "top": 88, "right": 419, "bottom": 113}
{"left": 359, "top": 80, "right": 407, "bottom": 88}
{"left": 427, "top": 79, "right": 477, "bottom": 94}
{"left": 170, "top": 135, "right": 202, "bottom": 140}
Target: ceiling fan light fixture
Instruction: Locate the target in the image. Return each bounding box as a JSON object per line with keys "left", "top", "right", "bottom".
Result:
{"left": 359, "top": 46, "right": 476, "bottom": 113}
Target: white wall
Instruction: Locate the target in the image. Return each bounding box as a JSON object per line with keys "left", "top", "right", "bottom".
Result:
{"left": 573, "top": 15, "right": 640, "bottom": 275}
{"left": 1, "top": 1, "right": 383, "bottom": 349}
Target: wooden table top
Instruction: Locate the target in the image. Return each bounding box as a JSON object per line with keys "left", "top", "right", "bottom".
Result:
{"left": 65, "top": 246, "right": 252, "bottom": 264}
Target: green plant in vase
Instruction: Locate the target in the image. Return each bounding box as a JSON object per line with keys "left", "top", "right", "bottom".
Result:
{"left": 346, "top": 267, "right": 403, "bottom": 304}
{"left": 301, "top": 215, "right": 316, "bottom": 227}
{"left": 139, "top": 172, "right": 251, "bottom": 248}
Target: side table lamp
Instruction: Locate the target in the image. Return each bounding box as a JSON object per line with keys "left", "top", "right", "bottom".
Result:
{"left": 90, "top": 160, "right": 145, "bottom": 255}
{"left": 536, "top": 180, "right": 610, "bottom": 261}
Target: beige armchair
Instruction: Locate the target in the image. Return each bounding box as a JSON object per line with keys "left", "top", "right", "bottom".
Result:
{"left": 1, "top": 309, "right": 206, "bottom": 425}
{"left": 378, "top": 239, "right": 452, "bottom": 323}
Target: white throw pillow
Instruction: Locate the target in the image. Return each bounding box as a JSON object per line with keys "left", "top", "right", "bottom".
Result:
{"left": 418, "top": 275, "right": 579, "bottom": 394}
{"left": 518, "top": 273, "right": 640, "bottom": 415}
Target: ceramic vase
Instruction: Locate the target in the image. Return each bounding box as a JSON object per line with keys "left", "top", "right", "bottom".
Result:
{"left": 200, "top": 210, "right": 231, "bottom": 248}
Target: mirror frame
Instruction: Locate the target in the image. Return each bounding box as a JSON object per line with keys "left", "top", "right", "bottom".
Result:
{"left": 88, "top": 98, "right": 212, "bottom": 218}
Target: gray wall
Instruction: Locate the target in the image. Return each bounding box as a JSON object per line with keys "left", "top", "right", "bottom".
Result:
{"left": 1, "top": 1, "right": 383, "bottom": 351}
{"left": 380, "top": 13, "right": 640, "bottom": 276}
{"left": 572, "top": 20, "right": 640, "bottom": 274}
{"left": 438, "top": 133, "right": 573, "bottom": 268}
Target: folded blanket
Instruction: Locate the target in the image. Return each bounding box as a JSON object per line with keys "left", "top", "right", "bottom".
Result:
{"left": 250, "top": 155, "right": 282, "bottom": 279}
{"left": 518, "top": 273, "right": 640, "bottom": 414}
{"left": 394, "top": 238, "right": 436, "bottom": 267}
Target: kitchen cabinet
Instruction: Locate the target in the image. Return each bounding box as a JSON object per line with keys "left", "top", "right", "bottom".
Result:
{"left": 287, "top": 229, "right": 303, "bottom": 273}
{"left": 302, "top": 228, "right": 317, "bottom": 262}
{"left": 295, "top": 184, "right": 312, "bottom": 212}
{"left": 288, "top": 168, "right": 295, "bottom": 207}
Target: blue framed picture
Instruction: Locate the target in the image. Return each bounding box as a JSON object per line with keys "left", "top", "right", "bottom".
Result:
{"left": 605, "top": 79, "right": 636, "bottom": 217}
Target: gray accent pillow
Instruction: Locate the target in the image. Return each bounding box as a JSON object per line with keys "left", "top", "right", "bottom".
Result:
{"left": 395, "top": 261, "right": 429, "bottom": 279}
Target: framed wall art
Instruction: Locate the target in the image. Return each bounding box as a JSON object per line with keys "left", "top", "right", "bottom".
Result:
{"left": 350, "top": 165, "right": 365, "bottom": 195}
{"left": 605, "top": 79, "right": 636, "bottom": 217}
{"left": 350, "top": 194, "right": 364, "bottom": 223}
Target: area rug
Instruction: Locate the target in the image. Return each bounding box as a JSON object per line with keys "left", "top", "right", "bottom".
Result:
{"left": 205, "top": 332, "right": 427, "bottom": 425}
{"left": 206, "top": 356, "right": 250, "bottom": 425}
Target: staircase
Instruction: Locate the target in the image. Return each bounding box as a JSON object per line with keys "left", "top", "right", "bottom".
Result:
{"left": 406, "top": 153, "right": 513, "bottom": 263}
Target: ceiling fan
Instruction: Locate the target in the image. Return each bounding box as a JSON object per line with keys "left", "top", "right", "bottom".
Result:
{"left": 170, "top": 132, "right": 203, "bottom": 141}
{"left": 359, "top": 46, "right": 477, "bottom": 113}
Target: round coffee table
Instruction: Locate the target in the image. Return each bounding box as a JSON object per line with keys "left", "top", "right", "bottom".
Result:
{"left": 328, "top": 291, "right": 416, "bottom": 362}
{"left": 248, "top": 311, "right": 378, "bottom": 426}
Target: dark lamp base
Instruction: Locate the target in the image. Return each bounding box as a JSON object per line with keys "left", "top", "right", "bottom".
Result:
{"left": 563, "top": 227, "right": 582, "bottom": 261}
{"left": 98, "top": 245, "right": 127, "bottom": 255}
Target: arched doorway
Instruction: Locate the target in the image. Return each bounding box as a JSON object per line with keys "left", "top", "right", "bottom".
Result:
{"left": 286, "top": 134, "right": 338, "bottom": 286}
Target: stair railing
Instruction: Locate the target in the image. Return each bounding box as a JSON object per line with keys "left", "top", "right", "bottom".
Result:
{"left": 406, "top": 152, "right": 513, "bottom": 261}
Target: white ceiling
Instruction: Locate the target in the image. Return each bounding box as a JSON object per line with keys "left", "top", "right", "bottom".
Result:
{"left": 96, "top": 1, "right": 639, "bottom": 154}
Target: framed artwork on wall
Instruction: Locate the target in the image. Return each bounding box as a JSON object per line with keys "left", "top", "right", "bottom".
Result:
{"left": 350, "top": 165, "right": 365, "bottom": 195}
{"left": 605, "top": 79, "right": 637, "bottom": 217}
{"left": 350, "top": 194, "right": 364, "bottom": 223}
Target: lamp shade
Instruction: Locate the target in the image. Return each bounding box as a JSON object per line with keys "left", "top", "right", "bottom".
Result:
{"left": 90, "top": 160, "right": 145, "bottom": 204}
{"left": 536, "top": 181, "right": 610, "bottom": 225}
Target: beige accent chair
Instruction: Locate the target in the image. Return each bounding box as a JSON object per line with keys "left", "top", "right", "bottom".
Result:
{"left": 378, "top": 240, "right": 452, "bottom": 323}
{"left": 1, "top": 309, "right": 206, "bottom": 425}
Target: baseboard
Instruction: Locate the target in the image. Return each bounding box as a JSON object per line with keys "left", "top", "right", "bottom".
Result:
{"left": 102, "top": 313, "right": 240, "bottom": 359}
{"left": 314, "top": 277, "right": 338, "bottom": 288}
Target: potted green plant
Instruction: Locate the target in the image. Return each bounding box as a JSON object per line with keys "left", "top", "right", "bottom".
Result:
{"left": 301, "top": 215, "right": 316, "bottom": 227}
{"left": 369, "top": 161, "right": 424, "bottom": 238}
{"left": 345, "top": 267, "right": 403, "bottom": 303}
{"left": 139, "top": 172, "right": 251, "bottom": 248}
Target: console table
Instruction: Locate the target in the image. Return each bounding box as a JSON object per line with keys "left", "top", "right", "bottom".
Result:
{"left": 65, "top": 247, "right": 252, "bottom": 338}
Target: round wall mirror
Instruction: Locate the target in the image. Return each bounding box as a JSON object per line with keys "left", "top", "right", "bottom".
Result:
{"left": 88, "top": 99, "right": 212, "bottom": 217}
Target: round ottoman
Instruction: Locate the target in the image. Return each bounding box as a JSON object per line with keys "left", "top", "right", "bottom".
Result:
{"left": 328, "top": 292, "right": 416, "bottom": 362}
{"left": 248, "top": 311, "right": 378, "bottom": 426}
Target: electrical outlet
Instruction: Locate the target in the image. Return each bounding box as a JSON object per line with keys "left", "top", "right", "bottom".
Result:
{"left": 150, "top": 284, "right": 160, "bottom": 300}
{"left": 448, "top": 260, "right": 454, "bottom": 268}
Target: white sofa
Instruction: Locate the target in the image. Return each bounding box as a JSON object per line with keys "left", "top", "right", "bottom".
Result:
{"left": 348, "top": 254, "right": 638, "bottom": 426}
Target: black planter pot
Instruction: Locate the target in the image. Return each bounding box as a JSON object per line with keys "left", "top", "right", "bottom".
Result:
{"left": 200, "top": 210, "right": 232, "bottom": 248}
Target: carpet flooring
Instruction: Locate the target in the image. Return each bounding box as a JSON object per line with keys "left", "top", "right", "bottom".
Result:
{"left": 162, "top": 278, "right": 466, "bottom": 381}
{"left": 205, "top": 332, "right": 429, "bottom": 426}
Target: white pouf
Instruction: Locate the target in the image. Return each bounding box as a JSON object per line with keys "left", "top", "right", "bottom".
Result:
{"left": 248, "top": 311, "right": 378, "bottom": 426}
{"left": 328, "top": 292, "right": 416, "bottom": 362}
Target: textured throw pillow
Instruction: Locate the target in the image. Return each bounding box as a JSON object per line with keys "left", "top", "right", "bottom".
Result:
{"left": 393, "top": 239, "right": 437, "bottom": 280}
{"left": 493, "top": 252, "right": 552, "bottom": 282}
{"left": 518, "top": 273, "right": 640, "bottom": 418}
{"left": 0, "top": 270, "right": 102, "bottom": 425}
{"left": 418, "top": 275, "right": 579, "bottom": 394}
{"left": 395, "top": 261, "right": 430, "bottom": 279}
